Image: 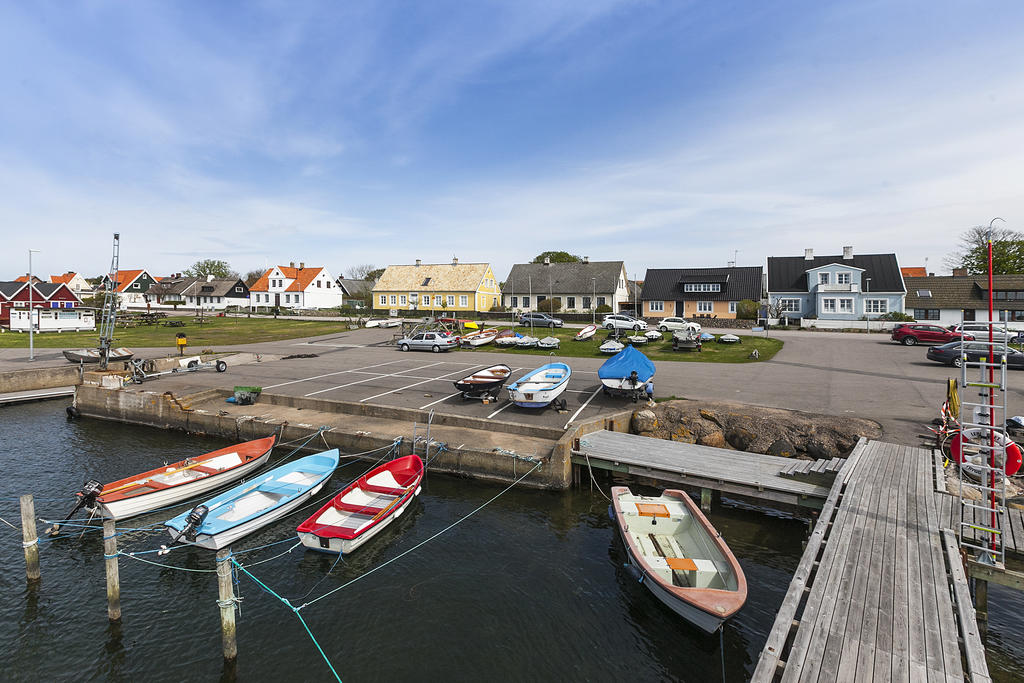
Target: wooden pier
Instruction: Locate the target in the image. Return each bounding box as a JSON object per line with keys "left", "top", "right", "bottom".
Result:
{"left": 573, "top": 430, "right": 832, "bottom": 509}
{"left": 753, "top": 440, "right": 990, "bottom": 682}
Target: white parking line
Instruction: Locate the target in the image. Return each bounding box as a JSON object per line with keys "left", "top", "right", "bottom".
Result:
{"left": 563, "top": 387, "right": 603, "bottom": 429}
{"left": 304, "top": 362, "right": 444, "bottom": 397}
{"left": 262, "top": 360, "right": 406, "bottom": 390}
{"left": 420, "top": 392, "right": 463, "bottom": 409}
{"left": 360, "top": 367, "right": 470, "bottom": 402}
{"left": 486, "top": 401, "right": 515, "bottom": 419}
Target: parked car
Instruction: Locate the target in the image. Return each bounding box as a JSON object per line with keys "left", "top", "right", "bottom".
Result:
{"left": 656, "top": 317, "right": 691, "bottom": 333}
{"left": 890, "top": 323, "right": 973, "bottom": 346}
{"left": 926, "top": 341, "right": 1024, "bottom": 368}
{"left": 519, "top": 312, "right": 563, "bottom": 328}
{"left": 397, "top": 331, "right": 459, "bottom": 353}
{"left": 603, "top": 314, "right": 648, "bottom": 331}
{"left": 948, "top": 323, "right": 1019, "bottom": 342}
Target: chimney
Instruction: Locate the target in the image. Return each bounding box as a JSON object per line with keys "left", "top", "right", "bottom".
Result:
{"left": 804, "top": 248, "right": 814, "bottom": 260}
{"left": 842, "top": 246, "right": 854, "bottom": 260}
{"left": 299, "top": 262, "right": 305, "bottom": 269}
{"left": 583, "top": 256, "right": 589, "bottom": 264}
{"left": 415, "top": 259, "right": 421, "bottom": 267}
{"left": 289, "top": 261, "right": 295, "bottom": 268}
{"left": 544, "top": 256, "right": 551, "bottom": 266}
{"left": 452, "top": 256, "right": 459, "bottom": 265}
{"left": 952, "top": 268, "right": 967, "bottom": 277}
{"left": 207, "top": 274, "right": 214, "bottom": 282}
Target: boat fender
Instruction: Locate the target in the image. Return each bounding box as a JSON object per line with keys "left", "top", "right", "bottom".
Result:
{"left": 414, "top": 486, "right": 422, "bottom": 496}
{"left": 66, "top": 405, "right": 81, "bottom": 419}
{"left": 183, "top": 504, "right": 210, "bottom": 542}
{"left": 623, "top": 563, "right": 643, "bottom": 583}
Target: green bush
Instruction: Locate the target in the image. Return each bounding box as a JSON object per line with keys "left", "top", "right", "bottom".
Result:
{"left": 878, "top": 311, "right": 914, "bottom": 322}
{"left": 736, "top": 299, "right": 759, "bottom": 320}
{"left": 538, "top": 298, "right": 562, "bottom": 313}
{"left": 489, "top": 304, "right": 508, "bottom": 312}
{"left": 596, "top": 304, "right": 613, "bottom": 314}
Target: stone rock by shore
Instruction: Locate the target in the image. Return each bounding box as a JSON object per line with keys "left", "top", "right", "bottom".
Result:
{"left": 630, "top": 400, "right": 882, "bottom": 459}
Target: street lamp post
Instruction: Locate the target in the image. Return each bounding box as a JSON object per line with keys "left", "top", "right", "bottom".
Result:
{"left": 591, "top": 278, "right": 596, "bottom": 324}
{"left": 28, "top": 249, "right": 39, "bottom": 361}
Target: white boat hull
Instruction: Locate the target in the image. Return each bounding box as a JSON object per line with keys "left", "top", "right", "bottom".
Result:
{"left": 623, "top": 545, "right": 725, "bottom": 633}
{"left": 601, "top": 377, "right": 651, "bottom": 391}
{"left": 508, "top": 381, "right": 568, "bottom": 408}
{"left": 175, "top": 479, "right": 329, "bottom": 550}
{"left": 97, "top": 452, "right": 272, "bottom": 520}
{"left": 297, "top": 486, "right": 421, "bottom": 554}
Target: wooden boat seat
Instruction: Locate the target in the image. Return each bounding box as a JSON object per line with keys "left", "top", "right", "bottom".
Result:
{"left": 361, "top": 482, "right": 407, "bottom": 496}
{"left": 313, "top": 523, "right": 360, "bottom": 538}
{"left": 333, "top": 500, "right": 385, "bottom": 515}
{"left": 190, "top": 465, "right": 219, "bottom": 475}
{"left": 665, "top": 557, "right": 698, "bottom": 572}
{"left": 635, "top": 503, "right": 670, "bottom": 518}
{"left": 138, "top": 480, "right": 171, "bottom": 490}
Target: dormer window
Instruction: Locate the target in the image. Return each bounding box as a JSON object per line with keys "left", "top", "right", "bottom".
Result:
{"left": 916, "top": 290, "right": 932, "bottom": 298}
{"left": 836, "top": 272, "right": 851, "bottom": 285}
{"left": 683, "top": 283, "right": 721, "bottom": 292}
{"left": 422, "top": 277, "right": 431, "bottom": 286}
{"left": 819, "top": 273, "right": 830, "bottom": 285}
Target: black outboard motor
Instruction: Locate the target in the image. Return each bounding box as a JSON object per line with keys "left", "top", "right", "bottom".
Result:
{"left": 183, "top": 505, "right": 209, "bottom": 542}
{"left": 628, "top": 370, "right": 639, "bottom": 388}
{"left": 47, "top": 479, "right": 104, "bottom": 536}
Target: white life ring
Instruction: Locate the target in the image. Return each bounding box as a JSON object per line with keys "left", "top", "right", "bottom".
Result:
{"left": 950, "top": 428, "right": 1023, "bottom": 481}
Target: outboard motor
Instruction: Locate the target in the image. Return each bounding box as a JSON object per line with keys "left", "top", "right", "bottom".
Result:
{"left": 182, "top": 504, "right": 209, "bottom": 542}
{"left": 46, "top": 479, "right": 105, "bottom": 536}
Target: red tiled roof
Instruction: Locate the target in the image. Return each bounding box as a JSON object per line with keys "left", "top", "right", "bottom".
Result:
{"left": 250, "top": 268, "right": 273, "bottom": 292}
{"left": 901, "top": 267, "right": 927, "bottom": 278}
{"left": 50, "top": 272, "right": 77, "bottom": 284}
{"left": 286, "top": 267, "right": 324, "bottom": 292}
{"left": 250, "top": 266, "right": 321, "bottom": 292}
{"left": 113, "top": 269, "right": 145, "bottom": 292}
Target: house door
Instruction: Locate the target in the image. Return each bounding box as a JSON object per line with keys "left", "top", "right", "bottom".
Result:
{"left": 963, "top": 309, "right": 976, "bottom": 322}
{"left": 274, "top": 293, "right": 280, "bottom": 307}
{"left": 676, "top": 301, "right": 686, "bottom": 318}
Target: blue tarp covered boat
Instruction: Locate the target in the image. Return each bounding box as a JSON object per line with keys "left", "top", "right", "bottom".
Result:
{"left": 599, "top": 345, "right": 655, "bottom": 400}
{"left": 164, "top": 449, "right": 340, "bottom": 550}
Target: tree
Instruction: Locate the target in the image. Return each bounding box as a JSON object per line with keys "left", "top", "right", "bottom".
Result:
{"left": 346, "top": 264, "right": 378, "bottom": 281}
{"left": 531, "top": 251, "right": 582, "bottom": 264}
{"left": 735, "top": 299, "right": 759, "bottom": 320}
{"left": 538, "top": 298, "right": 562, "bottom": 313}
{"left": 243, "top": 269, "right": 265, "bottom": 286}
{"left": 364, "top": 267, "right": 385, "bottom": 282}
{"left": 185, "top": 259, "right": 234, "bottom": 279}
{"left": 945, "top": 225, "right": 1024, "bottom": 275}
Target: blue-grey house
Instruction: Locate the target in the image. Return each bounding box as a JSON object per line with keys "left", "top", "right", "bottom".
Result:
{"left": 767, "top": 247, "right": 906, "bottom": 320}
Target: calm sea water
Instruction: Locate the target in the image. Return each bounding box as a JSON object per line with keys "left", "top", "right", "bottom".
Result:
{"left": 2, "top": 400, "right": 1022, "bottom": 682}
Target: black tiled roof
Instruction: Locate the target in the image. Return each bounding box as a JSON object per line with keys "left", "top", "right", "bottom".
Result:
{"left": 501, "top": 261, "right": 624, "bottom": 295}
{"left": 0, "top": 281, "right": 27, "bottom": 299}
{"left": 905, "top": 275, "right": 1024, "bottom": 311}
{"left": 767, "top": 253, "right": 904, "bottom": 293}
{"left": 639, "top": 266, "right": 762, "bottom": 302}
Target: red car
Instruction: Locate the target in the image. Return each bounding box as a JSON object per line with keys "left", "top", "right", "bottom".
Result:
{"left": 890, "top": 323, "right": 974, "bottom": 346}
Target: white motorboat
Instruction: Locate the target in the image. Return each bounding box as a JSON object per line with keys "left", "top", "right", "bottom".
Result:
{"left": 507, "top": 362, "right": 572, "bottom": 409}
{"left": 612, "top": 486, "right": 747, "bottom": 633}
{"left": 516, "top": 335, "right": 539, "bottom": 348}
{"left": 537, "top": 336, "right": 560, "bottom": 349}
{"left": 460, "top": 328, "right": 499, "bottom": 347}
{"left": 600, "top": 339, "right": 625, "bottom": 354}
{"left": 717, "top": 334, "right": 741, "bottom": 343}
{"left": 575, "top": 324, "right": 598, "bottom": 341}
{"left": 644, "top": 330, "right": 664, "bottom": 341}
{"left": 599, "top": 346, "right": 655, "bottom": 401}
{"left": 627, "top": 335, "right": 648, "bottom": 345}
{"left": 495, "top": 333, "right": 520, "bottom": 347}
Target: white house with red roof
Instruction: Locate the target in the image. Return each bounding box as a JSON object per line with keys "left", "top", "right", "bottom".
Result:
{"left": 49, "top": 272, "right": 94, "bottom": 297}
{"left": 99, "top": 269, "right": 159, "bottom": 309}
{"left": 249, "top": 262, "right": 342, "bottom": 310}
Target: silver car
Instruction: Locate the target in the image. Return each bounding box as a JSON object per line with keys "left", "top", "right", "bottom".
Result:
{"left": 397, "top": 332, "right": 459, "bottom": 353}
{"left": 603, "top": 314, "right": 648, "bottom": 331}
{"left": 656, "top": 316, "right": 691, "bottom": 332}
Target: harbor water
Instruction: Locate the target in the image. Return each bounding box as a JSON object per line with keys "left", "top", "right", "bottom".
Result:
{"left": 2, "top": 399, "right": 1024, "bottom": 681}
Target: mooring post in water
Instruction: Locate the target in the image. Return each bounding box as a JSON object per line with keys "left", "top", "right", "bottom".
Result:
{"left": 20, "top": 494, "right": 40, "bottom": 582}
{"left": 700, "top": 488, "right": 712, "bottom": 513}
{"left": 103, "top": 519, "right": 121, "bottom": 621}
{"left": 216, "top": 548, "right": 237, "bottom": 661}
{"left": 975, "top": 578, "right": 989, "bottom": 638}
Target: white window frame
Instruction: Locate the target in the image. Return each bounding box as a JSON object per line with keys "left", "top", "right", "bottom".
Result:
{"left": 566, "top": 296, "right": 576, "bottom": 309}
{"left": 822, "top": 298, "right": 837, "bottom": 313}
{"left": 379, "top": 295, "right": 387, "bottom": 306}
{"left": 522, "top": 296, "right": 531, "bottom": 308}
{"left": 836, "top": 272, "right": 852, "bottom": 285}
{"left": 596, "top": 296, "right": 606, "bottom": 307}
{"left": 819, "top": 272, "right": 830, "bottom": 286}
{"left": 510, "top": 296, "right": 518, "bottom": 307}
{"left": 399, "top": 295, "right": 407, "bottom": 305}
{"left": 459, "top": 295, "right": 468, "bottom": 307}
{"left": 728, "top": 301, "right": 737, "bottom": 314}
{"left": 389, "top": 295, "right": 397, "bottom": 305}
{"left": 697, "top": 301, "right": 713, "bottom": 313}
{"left": 683, "top": 283, "right": 721, "bottom": 293}
{"left": 865, "top": 299, "right": 888, "bottom": 314}
{"left": 838, "top": 298, "right": 854, "bottom": 313}
{"left": 649, "top": 301, "right": 664, "bottom": 312}
{"left": 779, "top": 298, "right": 801, "bottom": 313}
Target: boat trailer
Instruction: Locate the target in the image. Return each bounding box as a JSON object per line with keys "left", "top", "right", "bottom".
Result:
{"left": 126, "top": 356, "right": 227, "bottom": 384}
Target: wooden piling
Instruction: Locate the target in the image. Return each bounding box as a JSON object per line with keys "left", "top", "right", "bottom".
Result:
{"left": 20, "top": 494, "right": 40, "bottom": 582}
{"left": 700, "top": 487, "right": 712, "bottom": 512}
{"left": 975, "top": 578, "right": 989, "bottom": 638}
{"left": 217, "top": 548, "right": 238, "bottom": 661}
{"left": 103, "top": 519, "right": 121, "bottom": 621}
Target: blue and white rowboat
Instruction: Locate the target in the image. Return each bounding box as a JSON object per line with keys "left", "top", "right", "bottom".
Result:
{"left": 164, "top": 449, "right": 340, "bottom": 550}
{"left": 507, "top": 362, "right": 572, "bottom": 409}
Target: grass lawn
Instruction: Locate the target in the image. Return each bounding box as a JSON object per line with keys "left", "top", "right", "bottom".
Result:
{"left": 0, "top": 317, "right": 352, "bottom": 350}
{"left": 464, "top": 326, "right": 783, "bottom": 363}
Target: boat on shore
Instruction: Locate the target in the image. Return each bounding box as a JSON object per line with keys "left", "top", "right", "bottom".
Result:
{"left": 164, "top": 449, "right": 339, "bottom": 550}
{"left": 611, "top": 486, "right": 747, "bottom": 633}
{"left": 296, "top": 455, "right": 424, "bottom": 555}
{"left": 507, "top": 362, "right": 571, "bottom": 409}
{"left": 575, "top": 324, "right": 598, "bottom": 341}
{"left": 516, "top": 335, "right": 539, "bottom": 348}
{"left": 63, "top": 347, "right": 134, "bottom": 364}
{"left": 718, "top": 334, "right": 740, "bottom": 343}
{"left": 644, "top": 330, "right": 663, "bottom": 341}
{"left": 600, "top": 339, "right": 625, "bottom": 354}
{"left": 52, "top": 436, "right": 277, "bottom": 527}
{"left": 495, "top": 330, "right": 519, "bottom": 347}
{"left": 599, "top": 345, "right": 655, "bottom": 401}
{"left": 453, "top": 364, "right": 512, "bottom": 399}
{"left": 365, "top": 318, "right": 400, "bottom": 328}
{"left": 460, "top": 328, "right": 499, "bottom": 347}
{"left": 538, "top": 336, "right": 560, "bottom": 349}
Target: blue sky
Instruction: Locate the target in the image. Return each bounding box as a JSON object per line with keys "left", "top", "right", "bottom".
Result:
{"left": 2, "top": 1, "right": 1023, "bottom": 282}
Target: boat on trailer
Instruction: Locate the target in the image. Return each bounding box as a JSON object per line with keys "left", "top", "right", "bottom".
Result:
{"left": 611, "top": 486, "right": 747, "bottom": 633}
{"left": 460, "top": 328, "right": 499, "bottom": 347}
{"left": 599, "top": 345, "right": 655, "bottom": 402}
{"left": 453, "top": 364, "right": 512, "bottom": 399}
{"left": 52, "top": 436, "right": 277, "bottom": 528}
{"left": 164, "top": 449, "right": 339, "bottom": 550}
{"left": 575, "top": 324, "right": 598, "bottom": 341}
{"left": 63, "top": 347, "right": 134, "bottom": 364}
{"left": 297, "top": 455, "right": 424, "bottom": 554}
{"left": 507, "top": 362, "right": 571, "bottom": 409}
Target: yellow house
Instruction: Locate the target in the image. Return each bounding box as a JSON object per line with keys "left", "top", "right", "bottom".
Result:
{"left": 372, "top": 258, "right": 502, "bottom": 313}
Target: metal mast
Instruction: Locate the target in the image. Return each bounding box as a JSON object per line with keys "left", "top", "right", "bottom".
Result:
{"left": 98, "top": 233, "right": 121, "bottom": 370}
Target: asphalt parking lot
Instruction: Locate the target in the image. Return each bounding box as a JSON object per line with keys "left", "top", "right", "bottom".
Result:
{"left": 11, "top": 324, "right": 1024, "bottom": 445}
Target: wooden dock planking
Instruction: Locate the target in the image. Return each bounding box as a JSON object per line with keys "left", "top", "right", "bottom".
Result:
{"left": 755, "top": 440, "right": 983, "bottom": 682}
{"left": 574, "top": 430, "right": 830, "bottom": 507}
